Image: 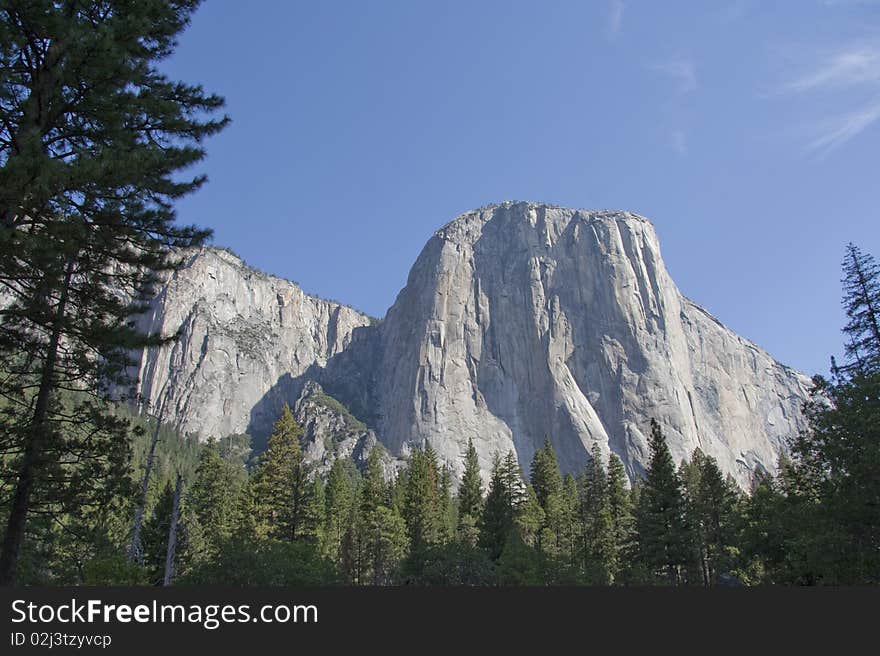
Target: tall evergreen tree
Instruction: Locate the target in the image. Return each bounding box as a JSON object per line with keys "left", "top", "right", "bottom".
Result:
{"left": 250, "top": 405, "right": 317, "bottom": 543}
{"left": 0, "top": 0, "right": 227, "bottom": 583}
{"left": 530, "top": 439, "right": 565, "bottom": 555}
{"left": 438, "top": 465, "right": 455, "bottom": 543}
{"left": 517, "top": 484, "right": 545, "bottom": 550}
{"left": 606, "top": 453, "right": 634, "bottom": 581}
{"left": 681, "top": 449, "right": 743, "bottom": 586}
{"left": 578, "top": 444, "right": 615, "bottom": 584}
{"left": 457, "top": 438, "right": 483, "bottom": 545}
{"left": 479, "top": 452, "right": 526, "bottom": 561}
{"left": 141, "top": 481, "right": 176, "bottom": 586}
{"left": 635, "top": 420, "right": 691, "bottom": 585}
{"left": 841, "top": 243, "right": 880, "bottom": 372}
{"left": 559, "top": 473, "right": 580, "bottom": 571}
{"left": 182, "top": 439, "right": 240, "bottom": 568}
{"left": 353, "top": 449, "right": 407, "bottom": 585}
{"left": 360, "top": 447, "right": 386, "bottom": 516}
{"left": 784, "top": 244, "right": 880, "bottom": 583}
{"left": 402, "top": 443, "right": 444, "bottom": 556}
{"left": 321, "top": 458, "right": 355, "bottom": 567}
{"left": 530, "top": 439, "right": 562, "bottom": 509}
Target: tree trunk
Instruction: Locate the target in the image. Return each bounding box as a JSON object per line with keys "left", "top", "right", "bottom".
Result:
{"left": 163, "top": 475, "right": 183, "bottom": 586}
{"left": 0, "top": 258, "right": 74, "bottom": 584}
{"left": 701, "top": 546, "right": 711, "bottom": 587}
{"left": 128, "top": 409, "right": 164, "bottom": 564}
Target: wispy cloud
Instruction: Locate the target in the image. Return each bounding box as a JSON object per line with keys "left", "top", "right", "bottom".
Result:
{"left": 786, "top": 47, "right": 880, "bottom": 92}
{"left": 651, "top": 58, "right": 697, "bottom": 93}
{"left": 780, "top": 43, "right": 880, "bottom": 155}
{"left": 606, "top": 0, "right": 624, "bottom": 40}
{"left": 808, "top": 97, "right": 880, "bottom": 154}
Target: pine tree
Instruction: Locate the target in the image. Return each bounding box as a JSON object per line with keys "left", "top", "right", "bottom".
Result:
{"left": 559, "top": 473, "right": 580, "bottom": 570}
{"left": 635, "top": 420, "right": 691, "bottom": 585}
{"left": 353, "top": 449, "right": 407, "bottom": 584}
{"left": 231, "top": 478, "right": 262, "bottom": 541}
{"left": 250, "top": 405, "right": 317, "bottom": 543}
{"left": 307, "top": 476, "right": 326, "bottom": 547}
{"left": 606, "top": 453, "right": 634, "bottom": 581}
{"left": 141, "top": 481, "right": 176, "bottom": 585}
{"left": 741, "top": 467, "right": 803, "bottom": 584}
{"left": 402, "top": 443, "right": 444, "bottom": 555}
{"left": 321, "top": 458, "right": 355, "bottom": 566}
{"left": 479, "top": 452, "right": 526, "bottom": 561}
{"left": 457, "top": 438, "right": 483, "bottom": 545}
{"left": 682, "top": 449, "right": 743, "bottom": 586}
{"left": 517, "top": 484, "right": 546, "bottom": 550}
{"left": 783, "top": 244, "right": 880, "bottom": 583}
{"left": 438, "top": 465, "right": 456, "bottom": 543}
{"left": 578, "top": 444, "right": 615, "bottom": 584}
{"left": 0, "top": 0, "right": 227, "bottom": 583}
{"left": 530, "top": 439, "right": 562, "bottom": 509}
{"left": 679, "top": 453, "right": 706, "bottom": 583}
{"left": 529, "top": 439, "right": 565, "bottom": 555}
{"left": 841, "top": 243, "right": 880, "bottom": 373}
{"left": 360, "top": 447, "right": 386, "bottom": 516}
{"left": 182, "top": 440, "right": 240, "bottom": 567}
{"left": 362, "top": 504, "right": 408, "bottom": 585}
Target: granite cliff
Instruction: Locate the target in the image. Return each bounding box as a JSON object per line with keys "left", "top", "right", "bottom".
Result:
{"left": 132, "top": 202, "right": 812, "bottom": 486}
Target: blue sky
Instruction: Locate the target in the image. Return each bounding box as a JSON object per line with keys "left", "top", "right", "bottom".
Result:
{"left": 163, "top": 0, "right": 880, "bottom": 377}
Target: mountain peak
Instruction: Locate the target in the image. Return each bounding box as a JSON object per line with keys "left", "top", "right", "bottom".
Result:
{"left": 133, "top": 204, "right": 810, "bottom": 487}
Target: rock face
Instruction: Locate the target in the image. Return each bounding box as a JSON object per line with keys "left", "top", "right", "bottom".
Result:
{"left": 132, "top": 248, "right": 373, "bottom": 448}
{"left": 133, "top": 203, "right": 812, "bottom": 487}
{"left": 369, "top": 203, "right": 812, "bottom": 486}
{"left": 293, "top": 381, "right": 403, "bottom": 479}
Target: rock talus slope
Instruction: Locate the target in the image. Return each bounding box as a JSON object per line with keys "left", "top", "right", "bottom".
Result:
{"left": 134, "top": 203, "right": 812, "bottom": 486}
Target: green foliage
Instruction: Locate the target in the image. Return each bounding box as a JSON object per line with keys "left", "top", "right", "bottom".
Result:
{"left": 743, "top": 243, "right": 880, "bottom": 585}
{"left": 496, "top": 532, "right": 543, "bottom": 586}
{"left": 249, "top": 405, "right": 318, "bottom": 543}
{"left": 634, "top": 420, "right": 692, "bottom": 585}
{"left": 516, "top": 484, "right": 545, "bottom": 550}
{"left": 479, "top": 452, "right": 526, "bottom": 561}
{"left": 180, "top": 538, "right": 340, "bottom": 586}
{"left": 321, "top": 458, "right": 355, "bottom": 567}
{"left": 457, "top": 438, "right": 484, "bottom": 544}
{"left": 841, "top": 243, "right": 880, "bottom": 373}
{"left": 0, "top": 0, "right": 227, "bottom": 582}
{"left": 80, "top": 552, "right": 149, "bottom": 586}
{"left": 180, "top": 439, "right": 243, "bottom": 571}
{"left": 607, "top": 454, "right": 635, "bottom": 580}
{"left": 311, "top": 391, "right": 368, "bottom": 434}
{"left": 340, "top": 448, "right": 408, "bottom": 585}
{"left": 400, "top": 541, "right": 495, "bottom": 585}
{"left": 529, "top": 439, "right": 566, "bottom": 556}
{"left": 141, "top": 481, "right": 176, "bottom": 586}
{"left": 681, "top": 449, "right": 743, "bottom": 585}
{"left": 578, "top": 445, "right": 616, "bottom": 584}
{"left": 403, "top": 444, "right": 444, "bottom": 554}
